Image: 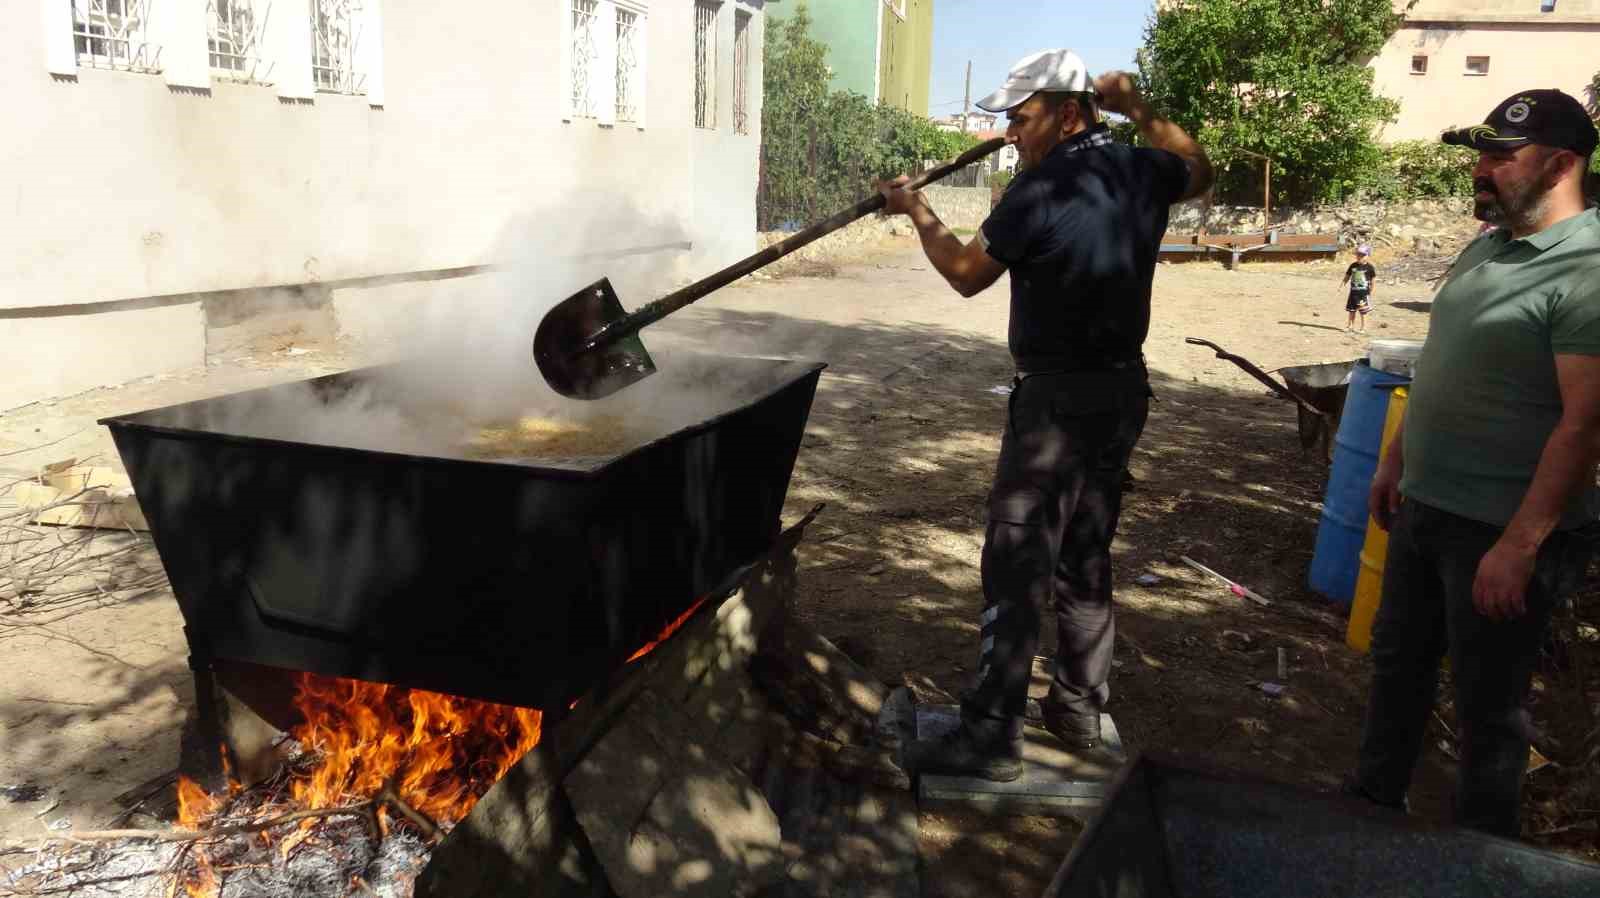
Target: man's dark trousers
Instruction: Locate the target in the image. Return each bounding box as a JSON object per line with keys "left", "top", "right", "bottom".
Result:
{"left": 1355, "top": 499, "right": 1590, "bottom": 836}
{"left": 962, "top": 366, "right": 1149, "bottom": 743}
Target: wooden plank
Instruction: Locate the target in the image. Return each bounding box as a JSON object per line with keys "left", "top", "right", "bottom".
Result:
{"left": 10, "top": 478, "right": 149, "bottom": 531}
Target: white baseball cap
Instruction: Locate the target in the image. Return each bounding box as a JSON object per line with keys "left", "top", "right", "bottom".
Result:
{"left": 975, "top": 49, "right": 1095, "bottom": 113}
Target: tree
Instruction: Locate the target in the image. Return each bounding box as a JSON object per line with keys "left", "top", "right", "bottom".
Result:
{"left": 1138, "top": 0, "right": 1409, "bottom": 204}
{"left": 758, "top": 2, "right": 978, "bottom": 228}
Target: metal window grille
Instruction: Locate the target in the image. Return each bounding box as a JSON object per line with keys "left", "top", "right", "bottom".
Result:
{"left": 570, "top": 0, "right": 601, "bottom": 118}
{"left": 311, "top": 0, "right": 366, "bottom": 94}
{"left": 208, "top": 0, "right": 272, "bottom": 82}
{"left": 1410, "top": 55, "right": 1427, "bottom": 75}
{"left": 733, "top": 10, "right": 750, "bottom": 134}
{"left": 615, "top": 7, "right": 640, "bottom": 122}
{"left": 694, "top": 1, "right": 718, "bottom": 129}
{"left": 72, "top": 0, "right": 162, "bottom": 72}
{"left": 1465, "top": 55, "right": 1490, "bottom": 76}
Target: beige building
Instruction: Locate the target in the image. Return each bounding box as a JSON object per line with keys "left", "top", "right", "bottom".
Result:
{"left": 1, "top": 0, "right": 768, "bottom": 411}
{"left": 1371, "top": 0, "right": 1600, "bottom": 142}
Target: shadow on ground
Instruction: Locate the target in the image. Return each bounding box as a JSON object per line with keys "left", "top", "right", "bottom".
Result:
{"left": 657, "top": 303, "right": 1463, "bottom": 891}
{"left": 1390, "top": 301, "right": 1433, "bottom": 314}
{"left": 1277, "top": 320, "right": 1347, "bottom": 333}
{"left": 1, "top": 301, "right": 1467, "bottom": 892}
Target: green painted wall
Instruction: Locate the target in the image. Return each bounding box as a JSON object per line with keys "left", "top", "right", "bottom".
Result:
{"left": 878, "top": 0, "right": 933, "bottom": 116}
{"left": 765, "top": 0, "right": 880, "bottom": 100}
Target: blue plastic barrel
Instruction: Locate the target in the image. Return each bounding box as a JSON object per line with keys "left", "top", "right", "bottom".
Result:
{"left": 1309, "top": 361, "right": 1411, "bottom": 604}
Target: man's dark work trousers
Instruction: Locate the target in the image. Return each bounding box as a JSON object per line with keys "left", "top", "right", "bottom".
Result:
{"left": 962, "top": 367, "right": 1149, "bottom": 743}
{"left": 1355, "top": 499, "right": 1591, "bottom": 837}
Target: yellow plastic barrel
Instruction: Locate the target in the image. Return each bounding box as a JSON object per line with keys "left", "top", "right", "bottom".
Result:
{"left": 1347, "top": 387, "right": 1407, "bottom": 653}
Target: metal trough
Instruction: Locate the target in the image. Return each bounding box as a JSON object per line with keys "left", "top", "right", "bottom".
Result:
{"left": 1045, "top": 756, "right": 1600, "bottom": 898}
{"left": 100, "top": 352, "right": 824, "bottom": 713}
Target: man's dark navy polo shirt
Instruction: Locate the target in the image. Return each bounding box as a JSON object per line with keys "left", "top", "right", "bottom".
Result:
{"left": 978, "top": 124, "right": 1189, "bottom": 373}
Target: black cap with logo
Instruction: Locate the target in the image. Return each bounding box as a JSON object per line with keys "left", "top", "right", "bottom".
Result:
{"left": 1440, "top": 89, "right": 1599, "bottom": 156}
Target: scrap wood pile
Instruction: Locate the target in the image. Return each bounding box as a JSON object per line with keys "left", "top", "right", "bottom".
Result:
{"left": 0, "top": 458, "right": 165, "bottom": 628}
{"left": 1376, "top": 248, "right": 1458, "bottom": 286}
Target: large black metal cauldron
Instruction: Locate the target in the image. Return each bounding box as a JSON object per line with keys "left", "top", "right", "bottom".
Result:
{"left": 101, "top": 352, "right": 823, "bottom": 712}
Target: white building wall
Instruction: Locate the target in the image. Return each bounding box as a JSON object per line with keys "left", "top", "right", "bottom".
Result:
{"left": 1371, "top": 3, "right": 1600, "bottom": 142}
{"left": 0, "top": 0, "right": 765, "bottom": 410}
{"left": 691, "top": 0, "right": 765, "bottom": 273}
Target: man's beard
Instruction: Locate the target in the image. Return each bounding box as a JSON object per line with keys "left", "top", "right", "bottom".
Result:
{"left": 1473, "top": 165, "right": 1556, "bottom": 231}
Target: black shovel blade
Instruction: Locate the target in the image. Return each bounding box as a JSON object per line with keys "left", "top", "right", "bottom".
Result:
{"left": 533, "top": 277, "right": 657, "bottom": 400}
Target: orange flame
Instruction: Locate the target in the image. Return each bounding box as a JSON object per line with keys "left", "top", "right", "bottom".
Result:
{"left": 288, "top": 674, "right": 543, "bottom": 826}
{"left": 626, "top": 595, "right": 712, "bottom": 663}
{"left": 175, "top": 776, "right": 221, "bottom": 897}
{"left": 170, "top": 592, "right": 712, "bottom": 894}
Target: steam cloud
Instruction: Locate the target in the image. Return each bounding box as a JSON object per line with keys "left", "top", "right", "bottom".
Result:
{"left": 150, "top": 194, "right": 817, "bottom": 464}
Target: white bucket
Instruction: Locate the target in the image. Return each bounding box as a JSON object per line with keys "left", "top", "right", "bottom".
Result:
{"left": 1368, "top": 339, "right": 1423, "bottom": 378}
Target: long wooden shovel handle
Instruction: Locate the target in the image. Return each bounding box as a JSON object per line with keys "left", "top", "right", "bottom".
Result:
{"left": 577, "top": 137, "right": 1007, "bottom": 355}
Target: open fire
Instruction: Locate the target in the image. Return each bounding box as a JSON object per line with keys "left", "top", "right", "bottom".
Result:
{"left": 175, "top": 674, "right": 543, "bottom": 897}
{"left": 170, "top": 594, "right": 711, "bottom": 897}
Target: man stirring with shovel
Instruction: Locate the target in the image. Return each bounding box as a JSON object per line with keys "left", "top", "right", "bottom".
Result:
{"left": 878, "top": 50, "right": 1212, "bottom": 780}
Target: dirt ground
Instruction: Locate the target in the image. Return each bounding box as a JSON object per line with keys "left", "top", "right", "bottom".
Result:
{"left": 0, "top": 239, "right": 1561, "bottom": 893}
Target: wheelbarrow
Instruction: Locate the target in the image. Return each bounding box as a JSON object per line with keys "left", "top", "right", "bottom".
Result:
{"left": 1186, "top": 337, "right": 1356, "bottom": 461}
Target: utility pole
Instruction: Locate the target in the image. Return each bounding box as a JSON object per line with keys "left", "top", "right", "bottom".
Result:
{"left": 960, "top": 59, "right": 972, "bottom": 132}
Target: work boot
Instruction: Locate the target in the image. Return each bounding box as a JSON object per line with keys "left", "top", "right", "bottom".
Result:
{"left": 1038, "top": 705, "right": 1123, "bottom": 775}
{"left": 900, "top": 725, "right": 1023, "bottom": 782}
{"left": 1039, "top": 703, "right": 1101, "bottom": 746}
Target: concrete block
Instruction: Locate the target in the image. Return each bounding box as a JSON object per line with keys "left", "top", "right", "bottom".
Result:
{"left": 566, "top": 688, "right": 783, "bottom": 898}
{"left": 915, "top": 704, "right": 1127, "bottom": 818}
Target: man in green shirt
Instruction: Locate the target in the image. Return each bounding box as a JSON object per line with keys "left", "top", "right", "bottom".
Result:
{"left": 1347, "top": 90, "right": 1600, "bottom": 837}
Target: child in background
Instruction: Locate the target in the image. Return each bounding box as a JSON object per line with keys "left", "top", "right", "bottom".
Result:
{"left": 1340, "top": 244, "right": 1376, "bottom": 333}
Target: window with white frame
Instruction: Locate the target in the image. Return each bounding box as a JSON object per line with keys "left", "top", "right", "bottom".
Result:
{"left": 615, "top": 5, "right": 641, "bottom": 122}
{"left": 571, "top": 0, "right": 602, "bottom": 118}
{"left": 565, "top": 0, "right": 646, "bottom": 125}
{"left": 694, "top": 0, "right": 719, "bottom": 129}
{"left": 208, "top": 0, "right": 271, "bottom": 82}
{"left": 311, "top": 0, "right": 366, "bottom": 94}
{"left": 733, "top": 10, "right": 751, "bottom": 134}
{"left": 72, "top": 0, "right": 162, "bottom": 72}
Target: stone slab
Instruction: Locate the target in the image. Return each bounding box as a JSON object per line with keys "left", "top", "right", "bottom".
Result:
{"left": 565, "top": 688, "right": 784, "bottom": 898}
{"left": 914, "top": 705, "right": 1126, "bottom": 817}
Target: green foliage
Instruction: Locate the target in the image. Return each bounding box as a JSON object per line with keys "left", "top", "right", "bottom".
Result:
{"left": 758, "top": 3, "right": 978, "bottom": 228}
{"left": 1591, "top": 69, "right": 1600, "bottom": 175}
{"left": 987, "top": 170, "right": 1014, "bottom": 191}
{"left": 1138, "top": 0, "right": 1407, "bottom": 205}
{"left": 1353, "top": 140, "right": 1475, "bottom": 201}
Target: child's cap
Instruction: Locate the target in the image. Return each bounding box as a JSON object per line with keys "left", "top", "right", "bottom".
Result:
{"left": 1356, "top": 244, "right": 1372, "bottom": 256}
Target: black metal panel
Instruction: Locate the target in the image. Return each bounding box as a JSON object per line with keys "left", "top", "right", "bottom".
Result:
{"left": 102, "top": 354, "right": 823, "bottom": 710}
{"left": 1047, "top": 756, "right": 1600, "bottom": 898}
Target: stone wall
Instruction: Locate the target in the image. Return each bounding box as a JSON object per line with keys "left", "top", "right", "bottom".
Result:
{"left": 750, "top": 186, "right": 990, "bottom": 277}
{"left": 755, "top": 217, "right": 913, "bottom": 276}
{"left": 1168, "top": 197, "right": 1479, "bottom": 255}
{"left": 922, "top": 186, "right": 994, "bottom": 231}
